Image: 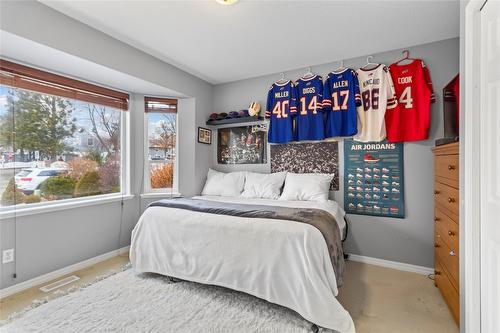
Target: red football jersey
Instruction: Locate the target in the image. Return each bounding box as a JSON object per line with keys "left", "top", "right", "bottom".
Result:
{"left": 386, "top": 60, "right": 435, "bottom": 142}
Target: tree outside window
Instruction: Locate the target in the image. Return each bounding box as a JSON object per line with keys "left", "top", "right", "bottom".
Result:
{"left": 0, "top": 86, "right": 122, "bottom": 207}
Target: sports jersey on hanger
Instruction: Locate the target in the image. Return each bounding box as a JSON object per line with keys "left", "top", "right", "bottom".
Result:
{"left": 265, "top": 80, "right": 298, "bottom": 144}
{"left": 295, "top": 75, "right": 324, "bottom": 141}
{"left": 354, "top": 65, "right": 398, "bottom": 142}
{"left": 322, "top": 68, "right": 361, "bottom": 137}
{"left": 385, "top": 59, "right": 435, "bottom": 142}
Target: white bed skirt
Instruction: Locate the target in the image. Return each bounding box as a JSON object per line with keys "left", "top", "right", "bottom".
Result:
{"left": 130, "top": 205, "right": 355, "bottom": 333}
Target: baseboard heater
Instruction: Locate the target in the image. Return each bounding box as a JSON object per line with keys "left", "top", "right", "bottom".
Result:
{"left": 39, "top": 275, "right": 80, "bottom": 293}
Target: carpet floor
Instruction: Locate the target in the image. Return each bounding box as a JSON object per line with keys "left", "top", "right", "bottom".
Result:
{"left": 1, "top": 269, "right": 324, "bottom": 333}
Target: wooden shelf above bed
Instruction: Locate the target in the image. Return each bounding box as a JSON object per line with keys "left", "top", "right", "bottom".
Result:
{"left": 205, "top": 116, "right": 264, "bottom": 127}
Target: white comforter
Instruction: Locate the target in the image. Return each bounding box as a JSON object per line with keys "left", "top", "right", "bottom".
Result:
{"left": 130, "top": 196, "right": 354, "bottom": 333}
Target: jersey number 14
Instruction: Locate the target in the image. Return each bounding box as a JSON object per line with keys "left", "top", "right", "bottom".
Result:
{"left": 299, "top": 96, "right": 319, "bottom": 115}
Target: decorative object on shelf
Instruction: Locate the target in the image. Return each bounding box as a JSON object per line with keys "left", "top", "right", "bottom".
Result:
{"left": 270, "top": 141, "right": 339, "bottom": 191}
{"left": 343, "top": 139, "right": 405, "bottom": 218}
{"left": 217, "top": 126, "right": 266, "bottom": 164}
{"left": 206, "top": 105, "right": 264, "bottom": 126}
{"left": 248, "top": 102, "right": 261, "bottom": 116}
{"left": 198, "top": 127, "right": 212, "bottom": 145}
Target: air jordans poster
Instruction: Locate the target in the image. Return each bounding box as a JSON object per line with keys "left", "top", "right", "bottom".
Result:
{"left": 344, "top": 139, "right": 405, "bottom": 218}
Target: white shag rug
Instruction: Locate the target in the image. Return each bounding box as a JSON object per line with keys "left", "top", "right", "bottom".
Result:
{"left": 1, "top": 269, "right": 333, "bottom": 333}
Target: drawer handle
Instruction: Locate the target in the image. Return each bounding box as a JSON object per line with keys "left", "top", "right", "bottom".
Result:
{"left": 448, "top": 230, "right": 455, "bottom": 236}
{"left": 434, "top": 190, "right": 440, "bottom": 195}
{"left": 448, "top": 165, "right": 455, "bottom": 171}
{"left": 449, "top": 250, "right": 456, "bottom": 256}
{"left": 434, "top": 270, "right": 441, "bottom": 276}
{"left": 447, "top": 197, "right": 455, "bottom": 203}
{"left": 434, "top": 217, "right": 440, "bottom": 222}
{"left": 434, "top": 243, "right": 440, "bottom": 248}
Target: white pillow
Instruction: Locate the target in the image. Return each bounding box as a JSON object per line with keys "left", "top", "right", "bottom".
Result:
{"left": 201, "top": 169, "right": 245, "bottom": 197}
{"left": 241, "top": 172, "right": 287, "bottom": 199}
{"left": 279, "top": 173, "right": 333, "bottom": 202}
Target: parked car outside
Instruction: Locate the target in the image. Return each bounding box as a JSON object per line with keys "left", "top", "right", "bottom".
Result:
{"left": 15, "top": 168, "right": 67, "bottom": 195}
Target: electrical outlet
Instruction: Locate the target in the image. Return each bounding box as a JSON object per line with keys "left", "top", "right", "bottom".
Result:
{"left": 2, "top": 249, "right": 14, "bottom": 264}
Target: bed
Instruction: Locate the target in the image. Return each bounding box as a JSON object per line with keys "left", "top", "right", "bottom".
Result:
{"left": 130, "top": 192, "right": 354, "bottom": 333}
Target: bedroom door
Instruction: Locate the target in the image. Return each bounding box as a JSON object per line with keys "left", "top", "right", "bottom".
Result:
{"left": 480, "top": 1, "right": 500, "bottom": 332}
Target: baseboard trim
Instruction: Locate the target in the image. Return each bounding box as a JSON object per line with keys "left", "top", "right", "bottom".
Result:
{"left": 0, "top": 246, "right": 130, "bottom": 299}
{"left": 348, "top": 254, "right": 434, "bottom": 275}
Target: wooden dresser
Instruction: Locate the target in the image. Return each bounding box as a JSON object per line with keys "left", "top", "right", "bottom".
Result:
{"left": 432, "top": 142, "right": 460, "bottom": 325}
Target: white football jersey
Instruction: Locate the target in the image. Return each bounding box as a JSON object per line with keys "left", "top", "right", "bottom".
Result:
{"left": 354, "top": 65, "right": 398, "bottom": 142}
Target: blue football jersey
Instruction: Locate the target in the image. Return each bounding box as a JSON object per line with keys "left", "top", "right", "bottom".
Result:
{"left": 295, "top": 75, "right": 325, "bottom": 141}
{"left": 265, "top": 80, "right": 298, "bottom": 144}
{"left": 322, "top": 69, "right": 361, "bottom": 137}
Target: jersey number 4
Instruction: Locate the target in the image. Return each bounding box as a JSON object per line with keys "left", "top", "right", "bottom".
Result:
{"left": 299, "top": 96, "right": 319, "bottom": 115}
{"left": 272, "top": 100, "right": 289, "bottom": 118}
{"left": 399, "top": 86, "right": 413, "bottom": 109}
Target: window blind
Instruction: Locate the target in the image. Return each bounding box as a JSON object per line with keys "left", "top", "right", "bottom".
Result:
{"left": 0, "top": 59, "right": 129, "bottom": 110}
{"left": 144, "top": 96, "right": 177, "bottom": 113}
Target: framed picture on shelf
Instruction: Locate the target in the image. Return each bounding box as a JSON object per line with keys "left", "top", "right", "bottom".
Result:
{"left": 198, "top": 127, "right": 212, "bottom": 145}
{"left": 217, "top": 125, "right": 266, "bottom": 164}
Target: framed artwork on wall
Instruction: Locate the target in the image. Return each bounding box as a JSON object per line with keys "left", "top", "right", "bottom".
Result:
{"left": 198, "top": 127, "right": 212, "bottom": 145}
{"left": 217, "top": 126, "right": 266, "bottom": 164}
{"left": 343, "top": 139, "right": 405, "bottom": 218}
{"left": 270, "top": 141, "right": 339, "bottom": 191}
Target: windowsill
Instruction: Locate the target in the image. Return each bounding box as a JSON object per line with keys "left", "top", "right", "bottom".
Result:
{"left": 140, "top": 192, "right": 182, "bottom": 199}
{"left": 0, "top": 193, "right": 135, "bottom": 220}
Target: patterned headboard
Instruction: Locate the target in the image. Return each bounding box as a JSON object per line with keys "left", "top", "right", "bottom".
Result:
{"left": 270, "top": 141, "right": 339, "bottom": 190}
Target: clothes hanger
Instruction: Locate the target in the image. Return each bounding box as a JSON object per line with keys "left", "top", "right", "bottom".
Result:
{"left": 394, "top": 49, "right": 416, "bottom": 65}
{"left": 333, "top": 60, "right": 345, "bottom": 73}
{"left": 276, "top": 72, "right": 288, "bottom": 84}
{"left": 361, "top": 55, "right": 379, "bottom": 70}
{"left": 302, "top": 67, "right": 315, "bottom": 79}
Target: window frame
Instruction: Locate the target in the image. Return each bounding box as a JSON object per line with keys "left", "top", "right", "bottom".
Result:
{"left": 143, "top": 98, "right": 179, "bottom": 195}
{"left": 0, "top": 77, "right": 131, "bottom": 218}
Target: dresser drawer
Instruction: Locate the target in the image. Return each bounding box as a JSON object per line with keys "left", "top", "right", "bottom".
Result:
{"left": 435, "top": 154, "right": 459, "bottom": 183}
{"left": 435, "top": 208, "right": 459, "bottom": 250}
{"left": 435, "top": 232, "right": 459, "bottom": 290}
{"left": 434, "top": 182, "right": 459, "bottom": 220}
{"left": 435, "top": 259, "right": 460, "bottom": 325}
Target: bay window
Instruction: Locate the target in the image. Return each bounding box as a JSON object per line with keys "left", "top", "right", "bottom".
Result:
{"left": 0, "top": 59, "right": 129, "bottom": 209}
{"left": 144, "top": 97, "right": 178, "bottom": 193}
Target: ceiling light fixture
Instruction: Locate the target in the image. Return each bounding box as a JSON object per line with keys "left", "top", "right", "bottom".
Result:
{"left": 215, "top": 0, "right": 239, "bottom": 5}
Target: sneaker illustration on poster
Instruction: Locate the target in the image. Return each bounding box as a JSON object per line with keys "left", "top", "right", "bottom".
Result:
{"left": 364, "top": 153, "right": 380, "bottom": 163}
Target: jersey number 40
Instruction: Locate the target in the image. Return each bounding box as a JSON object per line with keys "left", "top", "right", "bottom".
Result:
{"left": 272, "top": 100, "right": 289, "bottom": 118}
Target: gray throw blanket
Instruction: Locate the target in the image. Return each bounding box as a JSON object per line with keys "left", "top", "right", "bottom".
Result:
{"left": 149, "top": 198, "right": 345, "bottom": 286}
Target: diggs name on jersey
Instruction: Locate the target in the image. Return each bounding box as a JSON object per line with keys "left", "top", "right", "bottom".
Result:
{"left": 302, "top": 87, "right": 316, "bottom": 94}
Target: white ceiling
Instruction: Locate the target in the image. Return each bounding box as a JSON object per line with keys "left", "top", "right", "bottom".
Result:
{"left": 0, "top": 31, "right": 184, "bottom": 97}
{"left": 41, "top": 0, "right": 460, "bottom": 84}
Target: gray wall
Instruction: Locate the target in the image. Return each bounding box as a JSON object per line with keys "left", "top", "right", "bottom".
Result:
{"left": 0, "top": 1, "right": 213, "bottom": 289}
{"left": 213, "top": 38, "right": 459, "bottom": 268}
